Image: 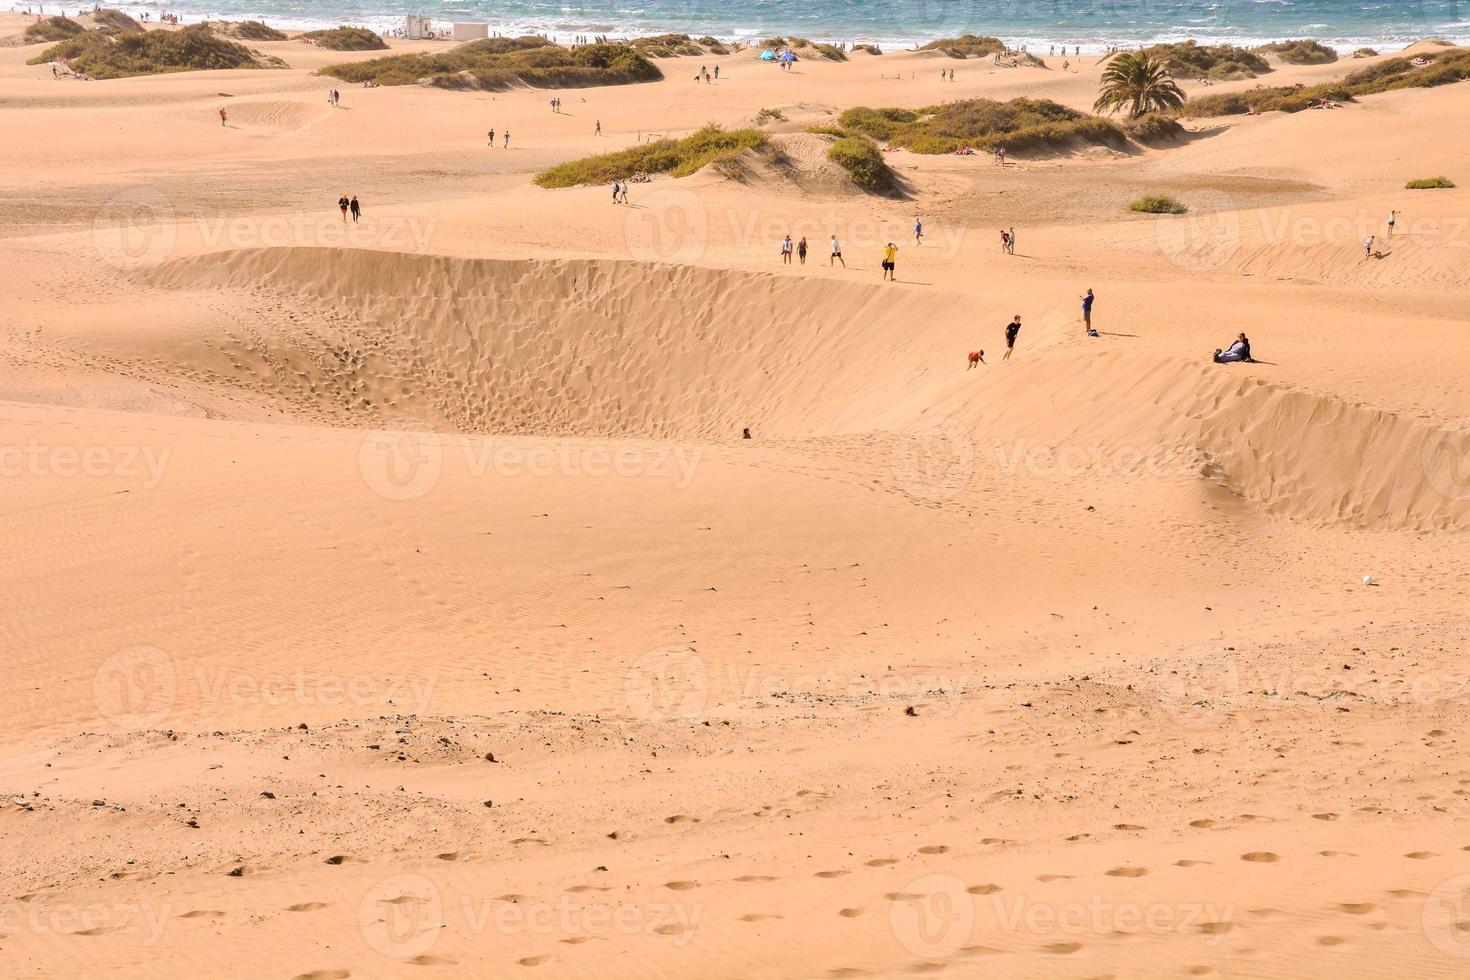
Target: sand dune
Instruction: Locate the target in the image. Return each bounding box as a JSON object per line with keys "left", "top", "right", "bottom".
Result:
{"left": 3, "top": 18, "right": 1470, "bottom": 979}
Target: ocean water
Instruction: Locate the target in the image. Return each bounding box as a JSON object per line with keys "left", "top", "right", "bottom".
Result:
{"left": 18, "top": 0, "right": 1470, "bottom": 52}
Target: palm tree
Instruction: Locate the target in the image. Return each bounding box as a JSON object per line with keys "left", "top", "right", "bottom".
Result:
{"left": 1094, "top": 52, "right": 1186, "bottom": 118}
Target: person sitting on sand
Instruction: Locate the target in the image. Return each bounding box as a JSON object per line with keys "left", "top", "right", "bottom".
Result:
{"left": 1213, "top": 332, "right": 1253, "bottom": 363}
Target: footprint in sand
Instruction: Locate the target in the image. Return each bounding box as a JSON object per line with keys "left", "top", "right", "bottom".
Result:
{"left": 1037, "top": 874, "right": 1073, "bottom": 882}
{"left": 1114, "top": 824, "right": 1146, "bottom": 831}
{"left": 1044, "top": 941, "right": 1082, "bottom": 954}
{"left": 1106, "top": 867, "right": 1148, "bottom": 877}
{"left": 737, "top": 914, "right": 782, "bottom": 923}
{"left": 828, "top": 969, "right": 870, "bottom": 978}
{"left": 1241, "top": 852, "right": 1280, "bottom": 863}
{"left": 287, "top": 902, "right": 329, "bottom": 912}
{"left": 1175, "top": 860, "right": 1210, "bottom": 867}
{"left": 865, "top": 859, "right": 898, "bottom": 867}
{"left": 967, "top": 884, "right": 1002, "bottom": 895}
{"left": 1316, "top": 936, "right": 1346, "bottom": 946}
{"left": 1198, "top": 921, "right": 1233, "bottom": 936}
{"left": 180, "top": 910, "right": 225, "bottom": 919}
{"left": 510, "top": 837, "right": 547, "bottom": 846}
{"left": 1405, "top": 851, "right": 1435, "bottom": 860}
{"left": 1312, "top": 813, "right": 1339, "bottom": 821}
{"left": 1337, "top": 903, "right": 1377, "bottom": 915}
{"left": 1189, "top": 819, "right": 1215, "bottom": 829}
{"left": 290, "top": 972, "right": 349, "bottom": 980}
{"left": 71, "top": 926, "right": 121, "bottom": 936}
{"left": 517, "top": 955, "right": 552, "bottom": 967}
{"left": 1187, "top": 967, "right": 1218, "bottom": 976}
{"left": 735, "top": 875, "right": 777, "bottom": 883}
{"left": 409, "top": 955, "right": 456, "bottom": 966}
{"left": 435, "top": 852, "right": 461, "bottom": 862}
{"left": 838, "top": 908, "right": 864, "bottom": 918}
{"left": 815, "top": 870, "right": 849, "bottom": 879}
{"left": 324, "top": 855, "right": 350, "bottom": 865}
{"left": 665, "top": 881, "right": 699, "bottom": 891}
{"left": 917, "top": 845, "right": 949, "bottom": 855}
{"left": 907, "top": 963, "right": 946, "bottom": 973}
{"left": 664, "top": 815, "right": 699, "bottom": 824}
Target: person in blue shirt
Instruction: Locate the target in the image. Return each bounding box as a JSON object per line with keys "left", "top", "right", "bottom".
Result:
{"left": 1080, "top": 288, "right": 1096, "bottom": 335}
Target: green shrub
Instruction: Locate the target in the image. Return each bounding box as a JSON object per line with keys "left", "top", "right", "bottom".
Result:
{"left": 1143, "top": 40, "right": 1270, "bottom": 79}
{"left": 1124, "top": 111, "right": 1186, "bottom": 143}
{"left": 806, "top": 124, "right": 847, "bottom": 137}
{"left": 324, "top": 39, "right": 662, "bottom": 90}
{"left": 1405, "top": 176, "right": 1455, "bottom": 189}
{"left": 27, "top": 24, "right": 280, "bottom": 77}
{"left": 1130, "top": 195, "right": 1188, "bottom": 214}
{"left": 1343, "top": 57, "right": 1412, "bottom": 85}
{"left": 535, "top": 125, "right": 766, "bottom": 187}
{"left": 826, "top": 136, "right": 899, "bottom": 194}
{"left": 839, "top": 97, "right": 1128, "bottom": 154}
{"left": 303, "top": 26, "right": 387, "bottom": 51}
{"left": 23, "top": 15, "right": 83, "bottom": 43}
{"left": 1255, "top": 39, "right": 1338, "bottom": 65}
{"left": 919, "top": 34, "right": 1005, "bottom": 58}
{"left": 836, "top": 106, "right": 919, "bottom": 141}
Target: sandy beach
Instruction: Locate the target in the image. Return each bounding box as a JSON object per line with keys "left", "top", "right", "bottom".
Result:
{"left": 2, "top": 16, "right": 1470, "bottom": 978}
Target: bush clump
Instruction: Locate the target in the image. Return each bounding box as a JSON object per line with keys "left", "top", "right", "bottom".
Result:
{"left": 27, "top": 24, "right": 281, "bottom": 78}
{"left": 303, "top": 26, "right": 388, "bottom": 51}
{"left": 1124, "top": 112, "right": 1186, "bottom": 143}
{"left": 826, "top": 135, "right": 899, "bottom": 194}
{"left": 1405, "top": 176, "right": 1455, "bottom": 189}
{"left": 89, "top": 8, "right": 142, "bottom": 33}
{"left": 1255, "top": 39, "right": 1338, "bottom": 65}
{"left": 919, "top": 34, "right": 1005, "bottom": 58}
{"left": 323, "top": 38, "right": 661, "bottom": 89}
{"left": 852, "top": 43, "right": 882, "bottom": 56}
{"left": 806, "top": 123, "right": 847, "bottom": 137}
{"left": 214, "top": 20, "right": 288, "bottom": 41}
{"left": 630, "top": 33, "right": 709, "bottom": 57}
{"left": 23, "top": 15, "right": 84, "bottom": 43}
{"left": 1143, "top": 40, "right": 1270, "bottom": 79}
{"left": 1352, "top": 47, "right": 1378, "bottom": 58}
{"left": 1130, "top": 195, "right": 1188, "bottom": 214}
{"left": 841, "top": 98, "right": 1127, "bottom": 154}
{"left": 754, "top": 107, "right": 787, "bottom": 124}
{"left": 535, "top": 125, "right": 766, "bottom": 187}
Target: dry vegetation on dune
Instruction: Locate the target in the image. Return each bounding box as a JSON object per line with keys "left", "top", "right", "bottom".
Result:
{"left": 87, "top": 8, "right": 142, "bottom": 33}
{"left": 1143, "top": 39, "right": 1271, "bottom": 79}
{"left": 761, "top": 35, "right": 847, "bottom": 60}
{"left": 919, "top": 33, "right": 1006, "bottom": 58}
{"left": 839, "top": 98, "right": 1128, "bottom": 154}
{"left": 22, "top": 15, "right": 83, "bottom": 43}
{"left": 211, "top": 20, "right": 288, "bottom": 41}
{"left": 534, "top": 125, "right": 768, "bottom": 187}
{"left": 322, "top": 37, "right": 661, "bottom": 89}
{"left": 1182, "top": 48, "right": 1470, "bottom": 116}
{"left": 629, "top": 33, "right": 728, "bottom": 57}
{"left": 28, "top": 24, "right": 284, "bottom": 78}
{"left": 1406, "top": 176, "right": 1456, "bottom": 188}
{"left": 302, "top": 26, "right": 387, "bottom": 50}
{"left": 824, "top": 135, "right": 901, "bottom": 194}
{"left": 1256, "top": 39, "right": 1339, "bottom": 64}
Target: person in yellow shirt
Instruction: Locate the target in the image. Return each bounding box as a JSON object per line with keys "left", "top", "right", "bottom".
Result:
{"left": 881, "top": 241, "right": 898, "bottom": 282}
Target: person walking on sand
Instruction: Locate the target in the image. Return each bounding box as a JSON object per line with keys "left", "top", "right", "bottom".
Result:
{"left": 1003, "top": 314, "right": 1022, "bottom": 359}
{"left": 1080, "top": 288, "right": 1095, "bottom": 334}
{"left": 1007, "top": 226, "right": 1016, "bottom": 255}
{"left": 881, "top": 241, "right": 898, "bottom": 281}
{"left": 488, "top": 128, "right": 495, "bottom": 145}
{"left": 999, "top": 229, "right": 1010, "bottom": 254}
{"left": 781, "top": 235, "right": 794, "bottom": 264}
{"left": 338, "top": 194, "right": 349, "bottom": 222}
{"left": 797, "top": 236, "right": 808, "bottom": 265}
{"left": 1363, "top": 234, "right": 1374, "bottom": 259}
{"left": 504, "top": 130, "right": 510, "bottom": 148}
{"left": 349, "top": 195, "right": 361, "bottom": 222}
{"left": 1387, "top": 209, "right": 1398, "bottom": 235}
{"left": 618, "top": 181, "right": 629, "bottom": 204}
{"left": 914, "top": 217, "right": 923, "bottom": 245}
{"left": 714, "top": 64, "right": 719, "bottom": 79}
{"left": 219, "top": 107, "right": 227, "bottom": 126}
{"left": 830, "top": 234, "right": 845, "bottom": 267}
{"left": 595, "top": 119, "right": 601, "bottom": 136}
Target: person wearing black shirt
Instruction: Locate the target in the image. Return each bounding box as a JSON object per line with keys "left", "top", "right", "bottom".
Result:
{"left": 1003, "top": 315, "right": 1022, "bottom": 360}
